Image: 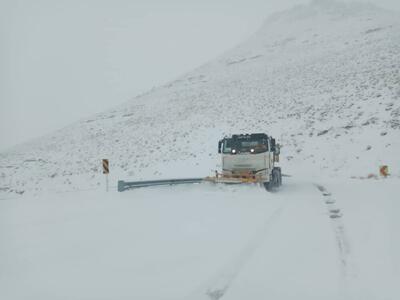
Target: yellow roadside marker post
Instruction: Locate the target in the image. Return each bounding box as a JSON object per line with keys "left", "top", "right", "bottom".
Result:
{"left": 379, "top": 165, "right": 389, "bottom": 178}
{"left": 103, "top": 159, "right": 109, "bottom": 191}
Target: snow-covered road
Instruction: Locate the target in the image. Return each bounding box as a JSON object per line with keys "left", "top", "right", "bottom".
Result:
{"left": 1, "top": 178, "right": 399, "bottom": 300}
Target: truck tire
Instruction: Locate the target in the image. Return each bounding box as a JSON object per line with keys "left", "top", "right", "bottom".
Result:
{"left": 272, "top": 167, "right": 281, "bottom": 189}
{"left": 264, "top": 168, "right": 282, "bottom": 191}
{"left": 275, "top": 167, "right": 282, "bottom": 186}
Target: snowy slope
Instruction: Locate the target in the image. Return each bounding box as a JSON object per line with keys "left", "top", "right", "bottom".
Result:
{"left": 1, "top": 0, "right": 400, "bottom": 196}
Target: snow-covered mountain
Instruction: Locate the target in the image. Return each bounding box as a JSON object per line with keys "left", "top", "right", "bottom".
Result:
{"left": 1, "top": 0, "right": 400, "bottom": 196}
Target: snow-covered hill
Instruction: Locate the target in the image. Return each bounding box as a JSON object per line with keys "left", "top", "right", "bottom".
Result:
{"left": 1, "top": 0, "right": 400, "bottom": 196}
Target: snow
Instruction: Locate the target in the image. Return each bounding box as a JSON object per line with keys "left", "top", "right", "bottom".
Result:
{"left": 0, "top": 184, "right": 281, "bottom": 299}
{"left": 328, "top": 178, "right": 400, "bottom": 299}
{"left": 1, "top": 0, "right": 400, "bottom": 299}
{"left": 1, "top": 178, "right": 399, "bottom": 299}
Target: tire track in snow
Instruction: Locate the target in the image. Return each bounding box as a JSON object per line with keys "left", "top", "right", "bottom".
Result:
{"left": 186, "top": 200, "right": 287, "bottom": 300}
{"left": 315, "top": 184, "right": 354, "bottom": 278}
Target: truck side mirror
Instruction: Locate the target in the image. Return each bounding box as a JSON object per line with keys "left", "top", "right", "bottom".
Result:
{"left": 218, "top": 140, "right": 222, "bottom": 153}
{"left": 271, "top": 138, "right": 276, "bottom": 152}
{"left": 275, "top": 144, "right": 280, "bottom": 155}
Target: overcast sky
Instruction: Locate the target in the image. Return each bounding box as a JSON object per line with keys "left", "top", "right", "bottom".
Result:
{"left": 0, "top": 0, "right": 399, "bottom": 150}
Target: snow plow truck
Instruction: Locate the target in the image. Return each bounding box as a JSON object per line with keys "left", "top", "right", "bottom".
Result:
{"left": 211, "top": 133, "right": 282, "bottom": 190}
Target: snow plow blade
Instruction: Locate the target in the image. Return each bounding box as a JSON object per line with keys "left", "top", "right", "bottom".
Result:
{"left": 203, "top": 171, "right": 267, "bottom": 185}
{"left": 117, "top": 178, "right": 204, "bottom": 192}
{"left": 203, "top": 176, "right": 264, "bottom": 184}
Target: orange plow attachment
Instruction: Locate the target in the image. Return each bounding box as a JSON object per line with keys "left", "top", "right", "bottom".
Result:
{"left": 204, "top": 171, "right": 267, "bottom": 184}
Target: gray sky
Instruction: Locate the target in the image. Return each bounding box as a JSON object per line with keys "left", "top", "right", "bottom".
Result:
{"left": 0, "top": 0, "right": 399, "bottom": 150}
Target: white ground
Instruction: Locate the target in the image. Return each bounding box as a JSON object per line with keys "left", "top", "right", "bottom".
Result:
{"left": 1, "top": 177, "right": 399, "bottom": 300}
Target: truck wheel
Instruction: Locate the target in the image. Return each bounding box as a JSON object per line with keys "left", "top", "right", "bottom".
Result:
{"left": 265, "top": 168, "right": 282, "bottom": 191}
{"left": 272, "top": 167, "right": 281, "bottom": 189}
{"left": 276, "top": 167, "right": 282, "bottom": 186}
{"left": 275, "top": 170, "right": 280, "bottom": 188}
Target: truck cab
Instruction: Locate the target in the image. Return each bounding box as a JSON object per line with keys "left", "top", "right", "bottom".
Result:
{"left": 218, "top": 133, "right": 281, "bottom": 190}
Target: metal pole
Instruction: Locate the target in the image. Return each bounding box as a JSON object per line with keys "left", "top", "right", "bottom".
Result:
{"left": 106, "top": 174, "right": 109, "bottom": 192}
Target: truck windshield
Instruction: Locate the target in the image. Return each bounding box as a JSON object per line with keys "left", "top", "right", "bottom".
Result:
{"left": 223, "top": 139, "right": 234, "bottom": 154}
{"left": 223, "top": 138, "right": 268, "bottom": 154}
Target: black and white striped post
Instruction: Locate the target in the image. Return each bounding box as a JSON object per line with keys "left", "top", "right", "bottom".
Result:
{"left": 102, "top": 159, "right": 109, "bottom": 192}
